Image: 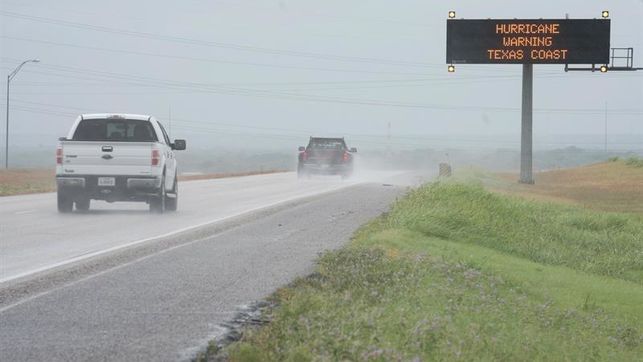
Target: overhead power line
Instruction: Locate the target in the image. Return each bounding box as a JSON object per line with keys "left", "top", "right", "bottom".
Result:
{"left": 0, "top": 58, "right": 561, "bottom": 87}
{"left": 3, "top": 60, "right": 642, "bottom": 116}
{"left": 0, "top": 10, "right": 439, "bottom": 68}
{"left": 0, "top": 35, "right": 435, "bottom": 77}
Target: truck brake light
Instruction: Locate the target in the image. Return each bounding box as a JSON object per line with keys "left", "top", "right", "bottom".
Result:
{"left": 56, "top": 147, "right": 63, "bottom": 165}
{"left": 151, "top": 149, "right": 161, "bottom": 166}
{"left": 343, "top": 151, "right": 350, "bottom": 162}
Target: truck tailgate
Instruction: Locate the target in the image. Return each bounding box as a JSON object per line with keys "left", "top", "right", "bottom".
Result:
{"left": 307, "top": 149, "right": 344, "bottom": 164}
{"left": 59, "top": 141, "right": 154, "bottom": 176}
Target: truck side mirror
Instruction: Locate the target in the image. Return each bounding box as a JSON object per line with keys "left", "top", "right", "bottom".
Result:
{"left": 298, "top": 146, "right": 305, "bottom": 152}
{"left": 350, "top": 147, "right": 357, "bottom": 153}
{"left": 172, "top": 139, "right": 187, "bottom": 151}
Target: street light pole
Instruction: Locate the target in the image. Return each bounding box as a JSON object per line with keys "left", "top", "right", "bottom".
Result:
{"left": 5, "top": 75, "right": 9, "bottom": 169}
{"left": 5, "top": 59, "right": 40, "bottom": 169}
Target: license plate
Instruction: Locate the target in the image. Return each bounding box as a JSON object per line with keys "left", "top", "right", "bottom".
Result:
{"left": 98, "top": 177, "right": 116, "bottom": 187}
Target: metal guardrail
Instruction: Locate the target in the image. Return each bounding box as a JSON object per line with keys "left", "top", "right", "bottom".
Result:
{"left": 439, "top": 163, "right": 452, "bottom": 177}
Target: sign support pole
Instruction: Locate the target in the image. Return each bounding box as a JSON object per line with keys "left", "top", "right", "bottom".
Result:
{"left": 520, "top": 63, "right": 534, "bottom": 184}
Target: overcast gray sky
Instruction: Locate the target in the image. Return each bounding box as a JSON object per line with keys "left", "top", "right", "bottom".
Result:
{"left": 1, "top": 0, "right": 641, "bottom": 151}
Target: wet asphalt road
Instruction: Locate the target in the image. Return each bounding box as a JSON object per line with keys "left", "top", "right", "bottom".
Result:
{"left": 1, "top": 172, "right": 376, "bottom": 283}
{"left": 0, "top": 172, "right": 425, "bottom": 361}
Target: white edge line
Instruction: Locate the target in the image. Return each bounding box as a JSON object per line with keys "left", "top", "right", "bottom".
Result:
{"left": 14, "top": 210, "right": 35, "bottom": 215}
{"left": 0, "top": 232, "right": 223, "bottom": 313}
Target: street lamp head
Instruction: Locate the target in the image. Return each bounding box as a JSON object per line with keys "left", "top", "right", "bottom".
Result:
{"left": 31, "top": 59, "right": 40, "bottom": 63}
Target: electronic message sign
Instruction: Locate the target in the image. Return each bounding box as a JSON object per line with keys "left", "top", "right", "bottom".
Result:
{"left": 446, "top": 19, "right": 610, "bottom": 64}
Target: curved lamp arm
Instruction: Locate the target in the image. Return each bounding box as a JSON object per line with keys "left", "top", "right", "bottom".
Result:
{"left": 8, "top": 59, "right": 40, "bottom": 81}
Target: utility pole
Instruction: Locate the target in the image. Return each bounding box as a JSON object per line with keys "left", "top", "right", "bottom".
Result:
{"left": 519, "top": 63, "right": 534, "bottom": 184}
{"left": 387, "top": 121, "right": 391, "bottom": 156}
{"left": 604, "top": 102, "right": 608, "bottom": 153}
{"left": 5, "top": 59, "right": 40, "bottom": 169}
{"left": 5, "top": 76, "right": 9, "bottom": 169}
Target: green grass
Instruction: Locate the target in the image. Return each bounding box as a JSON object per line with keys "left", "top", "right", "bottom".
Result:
{"left": 218, "top": 182, "right": 643, "bottom": 361}
{"left": 384, "top": 183, "right": 643, "bottom": 284}
{"left": 363, "top": 229, "right": 643, "bottom": 325}
{"left": 625, "top": 156, "right": 643, "bottom": 168}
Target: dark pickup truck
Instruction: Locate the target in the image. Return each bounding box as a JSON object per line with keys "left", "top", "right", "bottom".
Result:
{"left": 297, "top": 137, "right": 356, "bottom": 179}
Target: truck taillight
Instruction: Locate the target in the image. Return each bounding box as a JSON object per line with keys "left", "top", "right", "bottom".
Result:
{"left": 56, "top": 147, "right": 63, "bottom": 165}
{"left": 343, "top": 151, "right": 350, "bottom": 162}
{"left": 151, "top": 149, "right": 161, "bottom": 166}
{"left": 302, "top": 151, "right": 308, "bottom": 161}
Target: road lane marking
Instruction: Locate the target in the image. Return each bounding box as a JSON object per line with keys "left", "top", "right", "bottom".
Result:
{"left": 14, "top": 210, "right": 35, "bottom": 215}
{"left": 0, "top": 232, "right": 224, "bottom": 314}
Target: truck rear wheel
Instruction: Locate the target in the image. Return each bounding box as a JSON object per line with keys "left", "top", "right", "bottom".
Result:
{"left": 341, "top": 169, "right": 353, "bottom": 180}
{"left": 149, "top": 176, "right": 166, "bottom": 213}
{"left": 57, "top": 191, "right": 73, "bottom": 213}
{"left": 165, "top": 177, "right": 178, "bottom": 212}
{"left": 75, "top": 198, "right": 90, "bottom": 212}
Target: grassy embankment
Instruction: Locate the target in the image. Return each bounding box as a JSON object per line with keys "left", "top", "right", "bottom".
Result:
{"left": 213, "top": 158, "right": 643, "bottom": 361}
{"left": 481, "top": 156, "right": 643, "bottom": 213}
{"left": 0, "top": 169, "right": 285, "bottom": 196}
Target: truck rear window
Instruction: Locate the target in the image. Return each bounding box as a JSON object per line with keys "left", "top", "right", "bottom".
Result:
{"left": 309, "top": 139, "right": 345, "bottom": 149}
{"left": 72, "top": 119, "right": 158, "bottom": 142}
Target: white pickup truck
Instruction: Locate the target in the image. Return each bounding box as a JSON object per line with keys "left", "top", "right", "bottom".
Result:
{"left": 56, "top": 114, "right": 186, "bottom": 213}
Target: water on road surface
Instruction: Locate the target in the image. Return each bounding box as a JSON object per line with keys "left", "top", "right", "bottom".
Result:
{"left": 0, "top": 171, "right": 415, "bottom": 283}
